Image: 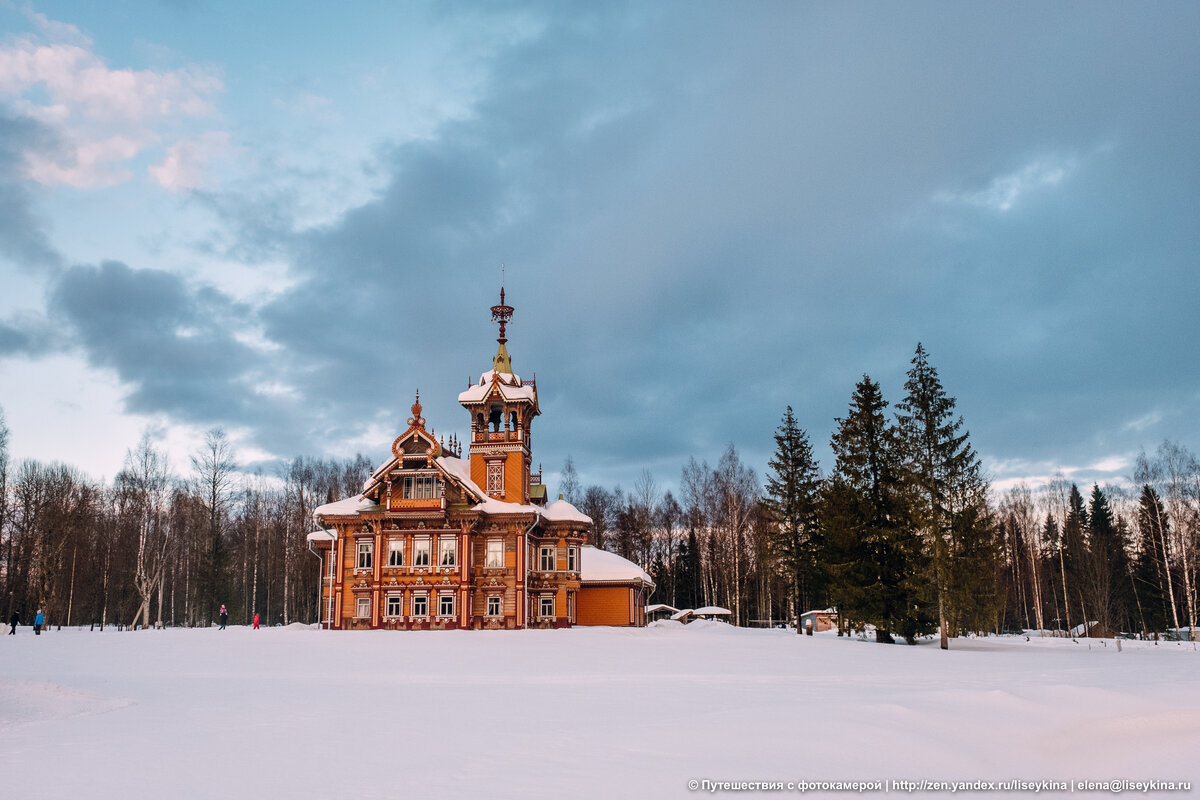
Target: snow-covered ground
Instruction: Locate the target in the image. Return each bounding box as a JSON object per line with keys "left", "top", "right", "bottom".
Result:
{"left": 2, "top": 622, "right": 1198, "bottom": 799}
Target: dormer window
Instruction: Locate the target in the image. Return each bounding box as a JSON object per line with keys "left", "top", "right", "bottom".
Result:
{"left": 402, "top": 474, "right": 441, "bottom": 499}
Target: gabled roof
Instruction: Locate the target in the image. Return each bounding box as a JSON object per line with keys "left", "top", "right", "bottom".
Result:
{"left": 458, "top": 369, "right": 537, "bottom": 405}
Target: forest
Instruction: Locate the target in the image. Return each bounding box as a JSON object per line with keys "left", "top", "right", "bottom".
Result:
{"left": 2, "top": 345, "right": 1198, "bottom": 643}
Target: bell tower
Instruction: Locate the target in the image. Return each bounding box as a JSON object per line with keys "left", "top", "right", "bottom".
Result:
{"left": 457, "top": 287, "right": 541, "bottom": 504}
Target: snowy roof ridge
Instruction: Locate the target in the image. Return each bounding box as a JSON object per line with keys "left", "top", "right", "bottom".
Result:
{"left": 458, "top": 369, "right": 537, "bottom": 404}
{"left": 579, "top": 545, "right": 654, "bottom": 587}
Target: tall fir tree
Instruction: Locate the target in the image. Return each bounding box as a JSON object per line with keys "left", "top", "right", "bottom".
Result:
{"left": 824, "top": 375, "right": 932, "bottom": 643}
{"left": 764, "top": 406, "right": 823, "bottom": 630}
{"left": 895, "top": 343, "right": 994, "bottom": 648}
{"left": 1132, "top": 485, "right": 1172, "bottom": 635}
{"left": 1061, "top": 484, "right": 1088, "bottom": 629}
{"left": 1086, "top": 484, "right": 1132, "bottom": 633}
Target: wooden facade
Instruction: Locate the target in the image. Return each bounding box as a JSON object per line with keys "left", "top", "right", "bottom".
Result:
{"left": 307, "top": 291, "right": 653, "bottom": 630}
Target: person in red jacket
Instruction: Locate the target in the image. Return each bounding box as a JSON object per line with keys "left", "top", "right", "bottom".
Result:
{"left": 253, "top": 613, "right": 260, "bottom": 630}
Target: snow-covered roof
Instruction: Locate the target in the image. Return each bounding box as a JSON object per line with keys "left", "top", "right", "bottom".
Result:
{"left": 579, "top": 545, "right": 654, "bottom": 587}
{"left": 694, "top": 606, "right": 731, "bottom": 616}
{"left": 306, "top": 528, "right": 336, "bottom": 542}
{"left": 313, "top": 496, "right": 382, "bottom": 519}
{"left": 542, "top": 499, "right": 592, "bottom": 524}
{"left": 647, "top": 603, "right": 679, "bottom": 614}
{"left": 800, "top": 608, "right": 837, "bottom": 617}
{"left": 671, "top": 609, "right": 693, "bottom": 621}
{"left": 435, "top": 455, "right": 486, "bottom": 501}
{"left": 457, "top": 370, "right": 537, "bottom": 404}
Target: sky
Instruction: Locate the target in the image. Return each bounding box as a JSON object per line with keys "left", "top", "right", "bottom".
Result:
{"left": 1, "top": 1, "right": 1198, "bottom": 499}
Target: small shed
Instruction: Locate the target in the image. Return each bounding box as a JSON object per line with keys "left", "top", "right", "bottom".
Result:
{"left": 799, "top": 608, "right": 838, "bottom": 633}
{"left": 646, "top": 603, "right": 680, "bottom": 622}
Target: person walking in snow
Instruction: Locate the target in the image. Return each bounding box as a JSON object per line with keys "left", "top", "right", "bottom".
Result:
{"left": 218, "top": 605, "right": 228, "bottom": 630}
{"left": 253, "top": 612, "right": 260, "bottom": 630}
{"left": 34, "top": 608, "right": 44, "bottom": 635}
{"left": 8, "top": 610, "right": 18, "bottom": 635}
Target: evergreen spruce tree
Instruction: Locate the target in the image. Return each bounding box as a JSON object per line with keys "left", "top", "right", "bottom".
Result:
{"left": 1087, "top": 484, "right": 1132, "bottom": 633}
{"left": 895, "top": 343, "right": 993, "bottom": 648}
{"left": 1132, "top": 485, "right": 1171, "bottom": 636}
{"left": 1061, "top": 484, "right": 1088, "bottom": 629}
{"left": 824, "top": 375, "right": 931, "bottom": 643}
{"left": 764, "top": 406, "right": 822, "bottom": 631}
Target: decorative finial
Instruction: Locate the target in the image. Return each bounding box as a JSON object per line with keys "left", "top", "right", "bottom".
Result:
{"left": 411, "top": 388, "right": 422, "bottom": 419}
{"left": 490, "top": 280, "right": 514, "bottom": 373}
{"left": 491, "top": 283, "right": 513, "bottom": 345}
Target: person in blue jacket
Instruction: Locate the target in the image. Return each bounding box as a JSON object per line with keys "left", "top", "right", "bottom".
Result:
{"left": 34, "top": 608, "right": 44, "bottom": 635}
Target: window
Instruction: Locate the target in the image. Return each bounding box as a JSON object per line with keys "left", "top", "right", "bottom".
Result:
{"left": 438, "top": 593, "right": 454, "bottom": 617}
{"left": 539, "top": 596, "right": 554, "bottom": 620}
{"left": 539, "top": 545, "right": 555, "bottom": 572}
{"left": 567, "top": 546, "right": 578, "bottom": 573}
{"left": 411, "top": 595, "right": 428, "bottom": 618}
{"left": 386, "top": 596, "right": 402, "bottom": 617}
{"left": 387, "top": 539, "right": 404, "bottom": 567}
{"left": 487, "top": 461, "right": 504, "bottom": 495}
{"left": 485, "top": 539, "right": 504, "bottom": 568}
{"left": 413, "top": 537, "right": 431, "bottom": 566}
{"left": 356, "top": 541, "right": 373, "bottom": 570}
{"left": 402, "top": 474, "right": 441, "bottom": 499}
{"left": 356, "top": 597, "right": 370, "bottom": 618}
{"left": 439, "top": 537, "right": 456, "bottom": 566}
{"left": 486, "top": 595, "right": 502, "bottom": 617}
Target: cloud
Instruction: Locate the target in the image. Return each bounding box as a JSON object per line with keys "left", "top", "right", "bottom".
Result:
{"left": 0, "top": 17, "right": 223, "bottom": 189}
{"left": 25, "top": 132, "right": 144, "bottom": 188}
{"left": 49, "top": 261, "right": 262, "bottom": 423}
{"left": 0, "top": 110, "right": 63, "bottom": 270}
{"left": 148, "top": 131, "right": 231, "bottom": 192}
{"left": 935, "top": 156, "right": 1078, "bottom": 213}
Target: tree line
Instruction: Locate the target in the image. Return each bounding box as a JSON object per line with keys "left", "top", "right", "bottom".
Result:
{"left": 0, "top": 411, "right": 371, "bottom": 630}
{"left": 567, "top": 345, "right": 1200, "bottom": 645}
{"left": 3, "top": 342, "right": 1197, "bottom": 643}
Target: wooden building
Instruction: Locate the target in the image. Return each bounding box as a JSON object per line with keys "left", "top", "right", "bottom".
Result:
{"left": 306, "top": 290, "right": 653, "bottom": 630}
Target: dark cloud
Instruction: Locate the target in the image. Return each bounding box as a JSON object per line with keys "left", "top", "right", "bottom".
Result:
{"left": 149, "top": 3, "right": 1200, "bottom": 489}
{"left": 0, "top": 112, "right": 65, "bottom": 272}
{"left": 50, "top": 261, "right": 265, "bottom": 425}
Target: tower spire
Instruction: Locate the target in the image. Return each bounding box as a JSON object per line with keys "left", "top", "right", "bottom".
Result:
{"left": 490, "top": 279, "right": 514, "bottom": 373}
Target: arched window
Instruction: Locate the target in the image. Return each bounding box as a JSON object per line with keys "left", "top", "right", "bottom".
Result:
{"left": 488, "top": 404, "right": 503, "bottom": 432}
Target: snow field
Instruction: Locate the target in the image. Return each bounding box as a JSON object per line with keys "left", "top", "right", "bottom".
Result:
{"left": 2, "top": 622, "right": 1198, "bottom": 799}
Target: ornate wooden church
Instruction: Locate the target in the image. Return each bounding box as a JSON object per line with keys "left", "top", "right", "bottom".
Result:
{"left": 307, "top": 290, "right": 653, "bottom": 630}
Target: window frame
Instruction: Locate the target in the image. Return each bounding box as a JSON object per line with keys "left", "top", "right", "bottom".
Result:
{"left": 410, "top": 593, "right": 429, "bottom": 619}
{"left": 438, "top": 592, "right": 455, "bottom": 618}
{"left": 485, "top": 538, "right": 504, "bottom": 569}
{"left": 539, "top": 545, "right": 555, "bottom": 572}
{"left": 356, "top": 540, "right": 373, "bottom": 570}
{"left": 387, "top": 538, "right": 404, "bottom": 567}
{"left": 439, "top": 536, "right": 457, "bottom": 567}
{"left": 385, "top": 594, "right": 402, "bottom": 618}
{"left": 413, "top": 536, "right": 431, "bottom": 567}
{"left": 355, "top": 596, "right": 371, "bottom": 618}
{"left": 401, "top": 473, "right": 441, "bottom": 500}
{"left": 539, "top": 595, "right": 555, "bottom": 620}
{"left": 567, "top": 546, "right": 578, "bottom": 573}
{"left": 486, "top": 595, "right": 502, "bottom": 617}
